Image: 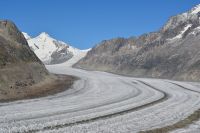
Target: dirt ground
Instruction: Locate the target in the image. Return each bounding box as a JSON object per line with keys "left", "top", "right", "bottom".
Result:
{"left": 0, "top": 74, "right": 77, "bottom": 102}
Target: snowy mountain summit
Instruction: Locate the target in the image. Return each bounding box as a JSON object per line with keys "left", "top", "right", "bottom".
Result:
{"left": 23, "top": 32, "right": 89, "bottom": 65}
{"left": 190, "top": 4, "right": 200, "bottom": 14}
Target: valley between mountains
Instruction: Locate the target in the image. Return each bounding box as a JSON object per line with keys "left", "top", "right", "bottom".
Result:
{"left": 1, "top": 61, "right": 200, "bottom": 133}
{"left": 1, "top": 3, "right": 200, "bottom": 133}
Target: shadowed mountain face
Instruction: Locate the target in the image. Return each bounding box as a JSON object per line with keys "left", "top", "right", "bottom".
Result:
{"left": 74, "top": 5, "right": 200, "bottom": 81}
{"left": 0, "top": 20, "right": 48, "bottom": 97}
{"left": 0, "top": 20, "right": 43, "bottom": 66}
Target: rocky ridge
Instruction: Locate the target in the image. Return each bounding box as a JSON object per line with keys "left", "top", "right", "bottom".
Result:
{"left": 74, "top": 4, "right": 200, "bottom": 81}
{"left": 0, "top": 20, "right": 74, "bottom": 101}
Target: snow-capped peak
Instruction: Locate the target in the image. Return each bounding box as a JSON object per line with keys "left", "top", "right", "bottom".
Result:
{"left": 190, "top": 4, "right": 200, "bottom": 14}
{"left": 163, "top": 4, "right": 200, "bottom": 33}
{"left": 22, "top": 32, "right": 31, "bottom": 40}
{"left": 23, "top": 32, "right": 90, "bottom": 65}
{"left": 39, "top": 32, "right": 49, "bottom": 36}
{"left": 37, "top": 32, "right": 52, "bottom": 41}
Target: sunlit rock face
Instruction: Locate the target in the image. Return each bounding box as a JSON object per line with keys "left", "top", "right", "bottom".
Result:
{"left": 74, "top": 4, "right": 200, "bottom": 81}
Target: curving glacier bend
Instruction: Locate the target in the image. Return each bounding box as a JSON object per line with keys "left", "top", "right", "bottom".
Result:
{"left": 0, "top": 63, "right": 200, "bottom": 132}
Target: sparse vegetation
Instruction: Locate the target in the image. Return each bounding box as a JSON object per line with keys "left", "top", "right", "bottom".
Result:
{"left": 140, "top": 109, "right": 200, "bottom": 133}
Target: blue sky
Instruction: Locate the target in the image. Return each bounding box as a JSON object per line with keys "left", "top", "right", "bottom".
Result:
{"left": 0, "top": 0, "right": 199, "bottom": 49}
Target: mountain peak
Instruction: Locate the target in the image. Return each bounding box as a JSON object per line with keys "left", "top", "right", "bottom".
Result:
{"left": 38, "top": 32, "right": 51, "bottom": 40}
{"left": 22, "top": 32, "right": 31, "bottom": 40}
{"left": 24, "top": 31, "right": 88, "bottom": 65}
{"left": 190, "top": 4, "right": 200, "bottom": 14}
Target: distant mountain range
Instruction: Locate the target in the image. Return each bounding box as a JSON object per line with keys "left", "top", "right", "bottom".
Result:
{"left": 23, "top": 32, "right": 89, "bottom": 65}
{"left": 74, "top": 4, "right": 200, "bottom": 81}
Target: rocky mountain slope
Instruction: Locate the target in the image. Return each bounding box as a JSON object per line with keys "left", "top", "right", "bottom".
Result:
{"left": 74, "top": 4, "right": 200, "bottom": 81}
{"left": 23, "top": 32, "right": 85, "bottom": 65}
{"left": 0, "top": 20, "right": 74, "bottom": 101}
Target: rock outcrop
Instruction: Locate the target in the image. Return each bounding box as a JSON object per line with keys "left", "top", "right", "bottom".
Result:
{"left": 0, "top": 20, "right": 50, "bottom": 101}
